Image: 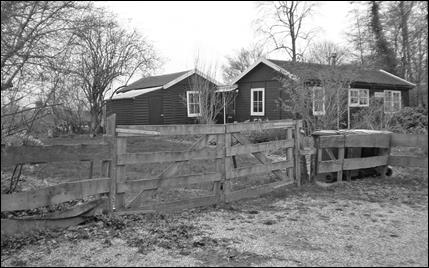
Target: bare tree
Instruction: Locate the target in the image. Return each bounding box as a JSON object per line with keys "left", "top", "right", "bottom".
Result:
{"left": 305, "top": 41, "right": 350, "bottom": 65}
{"left": 222, "top": 44, "right": 265, "bottom": 83}
{"left": 347, "top": 7, "right": 375, "bottom": 66}
{"left": 66, "top": 10, "right": 160, "bottom": 136}
{"left": 1, "top": 1, "right": 85, "bottom": 91}
{"left": 186, "top": 58, "right": 236, "bottom": 124}
{"left": 1, "top": 1, "right": 87, "bottom": 138}
{"left": 255, "top": 1, "right": 317, "bottom": 62}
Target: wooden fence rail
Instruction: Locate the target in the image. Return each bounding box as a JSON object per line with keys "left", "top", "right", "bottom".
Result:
{"left": 1, "top": 141, "right": 112, "bottom": 236}
{"left": 313, "top": 131, "right": 428, "bottom": 182}
{"left": 3, "top": 114, "right": 426, "bottom": 236}
{"left": 389, "top": 133, "right": 428, "bottom": 169}
{"left": 0, "top": 115, "right": 302, "bottom": 234}
{"left": 1, "top": 143, "right": 111, "bottom": 167}
{"left": 112, "top": 117, "right": 303, "bottom": 215}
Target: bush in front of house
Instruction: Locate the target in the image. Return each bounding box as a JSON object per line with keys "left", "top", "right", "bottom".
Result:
{"left": 387, "top": 106, "right": 428, "bottom": 134}
{"left": 352, "top": 98, "right": 428, "bottom": 134}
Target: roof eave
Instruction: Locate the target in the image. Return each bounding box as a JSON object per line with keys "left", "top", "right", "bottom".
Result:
{"left": 163, "top": 69, "right": 220, "bottom": 89}
{"left": 230, "top": 58, "right": 299, "bottom": 84}
{"left": 378, "top": 69, "right": 416, "bottom": 87}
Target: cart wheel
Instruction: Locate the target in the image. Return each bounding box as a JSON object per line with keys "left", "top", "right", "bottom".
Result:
{"left": 385, "top": 166, "right": 393, "bottom": 177}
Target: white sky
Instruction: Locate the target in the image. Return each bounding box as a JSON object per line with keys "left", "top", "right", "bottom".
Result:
{"left": 97, "top": 1, "right": 355, "bottom": 85}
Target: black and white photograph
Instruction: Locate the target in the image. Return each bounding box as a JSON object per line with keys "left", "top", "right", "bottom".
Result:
{"left": 1, "top": 1, "right": 428, "bottom": 267}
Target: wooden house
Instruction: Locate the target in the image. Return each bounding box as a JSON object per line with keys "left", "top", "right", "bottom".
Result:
{"left": 230, "top": 58, "right": 415, "bottom": 122}
{"left": 105, "top": 69, "right": 219, "bottom": 125}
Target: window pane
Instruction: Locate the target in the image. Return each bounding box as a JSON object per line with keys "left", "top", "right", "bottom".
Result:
{"left": 359, "top": 90, "right": 368, "bottom": 105}
{"left": 314, "top": 88, "right": 323, "bottom": 99}
{"left": 393, "top": 102, "right": 400, "bottom": 111}
{"left": 393, "top": 92, "right": 400, "bottom": 102}
{"left": 360, "top": 89, "right": 368, "bottom": 98}
{"left": 384, "top": 101, "right": 392, "bottom": 112}
{"left": 385, "top": 91, "right": 392, "bottom": 102}
{"left": 314, "top": 100, "right": 323, "bottom": 112}
{"left": 253, "top": 91, "right": 258, "bottom": 101}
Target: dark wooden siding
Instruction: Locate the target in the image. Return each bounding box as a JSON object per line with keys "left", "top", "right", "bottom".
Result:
{"left": 133, "top": 90, "right": 162, "bottom": 125}
{"left": 163, "top": 80, "right": 196, "bottom": 124}
{"left": 234, "top": 63, "right": 412, "bottom": 122}
{"left": 105, "top": 73, "right": 217, "bottom": 125}
{"left": 105, "top": 99, "right": 135, "bottom": 125}
{"left": 235, "top": 63, "right": 292, "bottom": 122}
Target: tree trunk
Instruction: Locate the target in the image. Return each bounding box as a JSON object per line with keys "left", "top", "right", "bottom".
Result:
{"left": 89, "top": 106, "right": 100, "bottom": 137}
{"left": 400, "top": 1, "right": 412, "bottom": 81}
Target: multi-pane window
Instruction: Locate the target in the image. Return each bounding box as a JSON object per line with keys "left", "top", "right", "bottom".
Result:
{"left": 349, "top": 88, "right": 369, "bottom": 107}
{"left": 384, "top": 90, "right": 401, "bottom": 113}
{"left": 251, "top": 88, "right": 264, "bottom": 116}
{"left": 186, "top": 91, "right": 201, "bottom": 117}
{"left": 312, "top": 87, "right": 325, "bottom": 116}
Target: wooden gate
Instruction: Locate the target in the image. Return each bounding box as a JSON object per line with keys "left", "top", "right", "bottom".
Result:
{"left": 106, "top": 114, "right": 302, "bottom": 214}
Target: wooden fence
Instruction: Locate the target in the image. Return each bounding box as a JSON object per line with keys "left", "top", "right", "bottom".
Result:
{"left": 1, "top": 116, "right": 303, "bottom": 235}
{"left": 313, "top": 131, "right": 428, "bottom": 183}
{"left": 4, "top": 115, "right": 424, "bottom": 236}
{"left": 1, "top": 142, "right": 112, "bottom": 236}
{"left": 110, "top": 115, "right": 302, "bottom": 214}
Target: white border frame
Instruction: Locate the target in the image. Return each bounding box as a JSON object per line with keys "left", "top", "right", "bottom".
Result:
{"left": 250, "top": 88, "right": 265, "bottom": 116}
{"left": 312, "top": 86, "right": 325, "bottom": 116}
{"left": 384, "top": 90, "right": 402, "bottom": 114}
{"left": 349, "top": 88, "right": 369, "bottom": 107}
{"left": 186, "top": 91, "right": 201, "bottom": 117}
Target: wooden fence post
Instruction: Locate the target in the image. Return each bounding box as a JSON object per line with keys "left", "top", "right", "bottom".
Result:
{"left": 337, "top": 146, "right": 344, "bottom": 183}
{"left": 294, "top": 121, "right": 302, "bottom": 186}
{"left": 378, "top": 134, "right": 392, "bottom": 179}
{"left": 286, "top": 128, "right": 293, "bottom": 180}
{"left": 215, "top": 133, "right": 225, "bottom": 203}
{"left": 88, "top": 160, "right": 94, "bottom": 180}
{"left": 114, "top": 137, "right": 127, "bottom": 211}
{"left": 105, "top": 114, "right": 116, "bottom": 212}
{"left": 223, "top": 132, "right": 233, "bottom": 201}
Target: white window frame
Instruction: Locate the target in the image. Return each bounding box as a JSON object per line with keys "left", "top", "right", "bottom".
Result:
{"left": 186, "top": 91, "right": 201, "bottom": 117}
{"left": 312, "top": 86, "right": 325, "bottom": 116}
{"left": 250, "top": 88, "right": 265, "bottom": 116}
{"left": 384, "top": 90, "right": 401, "bottom": 114}
{"left": 349, "top": 88, "right": 369, "bottom": 107}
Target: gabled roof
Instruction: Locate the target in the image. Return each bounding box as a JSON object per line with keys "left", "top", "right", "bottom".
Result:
{"left": 232, "top": 58, "right": 415, "bottom": 88}
{"left": 111, "top": 86, "right": 162, "bottom": 100}
{"left": 111, "top": 69, "right": 220, "bottom": 100}
{"left": 118, "top": 70, "right": 191, "bottom": 93}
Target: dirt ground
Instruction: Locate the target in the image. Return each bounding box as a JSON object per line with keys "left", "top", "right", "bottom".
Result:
{"left": 1, "top": 166, "right": 427, "bottom": 267}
